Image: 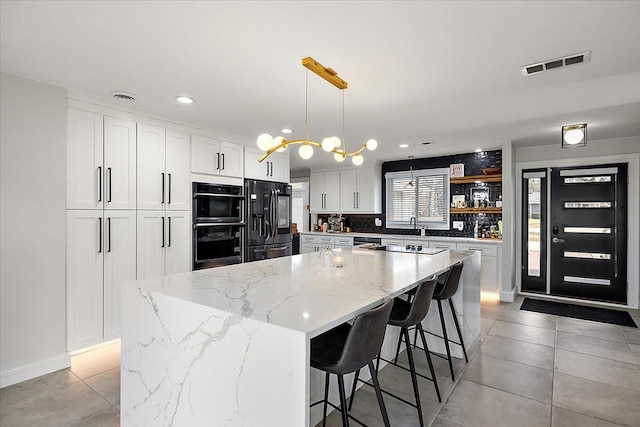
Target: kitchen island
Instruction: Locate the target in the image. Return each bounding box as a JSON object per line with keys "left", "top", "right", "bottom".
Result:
{"left": 121, "top": 247, "right": 481, "bottom": 426}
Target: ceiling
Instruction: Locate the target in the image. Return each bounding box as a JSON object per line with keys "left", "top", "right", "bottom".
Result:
{"left": 2, "top": 1, "right": 639, "bottom": 172}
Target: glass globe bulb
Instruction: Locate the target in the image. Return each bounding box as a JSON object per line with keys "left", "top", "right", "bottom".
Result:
{"left": 352, "top": 154, "right": 364, "bottom": 166}
{"left": 299, "top": 144, "right": 314, "bottom": 159}
{"left": 365, "top": 138, "right": 378, "bottom": 150}
{"left": 257, "top": 133, "right": 274, "bottom": 151}
{"left": 334, "top": 152, "right": 346, "bottom": 162}
{"left": 273, "top": 136, "right": 287, "bottom": 152}
{"left": 330, "top": 136, "right": 341, "bottom": 149}
{"left": 564, "top": 129, "right": 584, "bottom": 145}
{"left": 321, "top": 137, "right": 336, "bottom": 152}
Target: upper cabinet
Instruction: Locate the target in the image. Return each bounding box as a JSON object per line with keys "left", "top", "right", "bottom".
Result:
{"left": 67, "top": 109, "right": 136, "bottom": 210}
{"left": 244, "top": 147, "right": 290, "bottom": 183}
{"left": 191, "top": 135, "right": 243, "bottom": 178}
{"left": 339, "top": 167, "right": 381, "bottom": 213}
{"left": 137, "top": 125, "right": 191, "bottom": 211}
{"left": 310, "top": 171, "right": 340, "bottom": 213}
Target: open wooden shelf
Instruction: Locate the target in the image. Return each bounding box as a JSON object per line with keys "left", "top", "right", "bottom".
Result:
{"left": 451, "top": 207, "right": 502, "bottom": 214}
{"left": 451, "top": 174, "right": 502, "bottom": 184}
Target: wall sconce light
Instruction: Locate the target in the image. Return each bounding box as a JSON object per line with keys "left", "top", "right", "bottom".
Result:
{"left": 562, "top": 123, "right": 587, "bottom": 148}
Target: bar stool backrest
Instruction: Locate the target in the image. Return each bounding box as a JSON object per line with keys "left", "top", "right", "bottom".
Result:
{"left": 436, "top": 261, "right": 464, "bottom": 300}
{"left": 337, "top": 300, "right": 393, "bottom": 374}
{"left": 403, "top": 276, "right": 438, "bottom": 326}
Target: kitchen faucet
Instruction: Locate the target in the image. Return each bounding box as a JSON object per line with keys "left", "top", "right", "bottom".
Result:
{"left": 409, "top": 217, "right": 417, "bottom": 229}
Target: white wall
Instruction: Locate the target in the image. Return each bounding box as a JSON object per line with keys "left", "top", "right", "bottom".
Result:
{"left": 0, "top": 73, "right": 68, "bottom": 387}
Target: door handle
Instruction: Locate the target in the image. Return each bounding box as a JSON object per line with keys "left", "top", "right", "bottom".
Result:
{"left": 97, "top": 166, "right": 102, "bottom": 202}
{"left": 266, "top": 162, "right": 270, "bottom": 176}
{"left": 161, "top": 172, "right": 165, "bottom": 204}
{"left": 168, "top": 173, "right": 172, "bottom": 204}
{"left": 357, "top": 192, "right": 359, "bottom": 209}
{"left": 221, "top": 153, "right": 225, "bottom": 171}
{"left": 107, "top": 217, "right": 111, "bottom": 252}
{"left": 107, "top": 167, "right": 112, "bottom": 202}
{"left": 216, "top": 153, "right": 220, "bottom": 170}
{"left": 552, "top": 237, "right": 565, "bottom": 243}
{"left": 168, "top": 217, "right": 172, "bottom": 247}
{"left": 354, "top": 192, "right": 356, "bottom": 209}
{"left": 98, "top": 217, "right": 102, "bottom": 253}
{"left": 162, "top": 217, "right": 165, "bottom": 248}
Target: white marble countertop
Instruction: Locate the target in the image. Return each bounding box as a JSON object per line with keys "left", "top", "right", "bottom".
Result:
{"left": 129, "top": 248, "right": 474, "bottom": 338}
{"left": 300, "top": 231, "right": 502, "bottom": 244}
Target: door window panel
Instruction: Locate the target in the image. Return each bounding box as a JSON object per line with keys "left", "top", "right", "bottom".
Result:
{"left": 564, "top": 176, "right": 612, "bottom": 184}
{"left": 564, "top": 227, "right": 611, "bottom": 234}
{"left": 526, "top": 177, "right": 542, "bottom": 277}
{"left": 564, "top": 251, "right": 612, "bottom": 260}
{"left": 564, "top": 201, "right": 612, "bottom": 208}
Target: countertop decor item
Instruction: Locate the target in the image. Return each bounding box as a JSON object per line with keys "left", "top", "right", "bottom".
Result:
{"left": 255, "top": 57, "right": 377, "bottom": 166}
{"left": 481, "top": 167, "right": 501, "bottom": 175}
{"left": 450, "top": 163, "right": 464, "bottom": 178}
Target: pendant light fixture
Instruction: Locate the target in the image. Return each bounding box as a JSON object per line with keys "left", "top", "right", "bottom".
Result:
{"left": 256, "top": 57, "right": 377, "bottom": 165}
{"left": 404, "top": 156, "right": 415, "bottom": 188}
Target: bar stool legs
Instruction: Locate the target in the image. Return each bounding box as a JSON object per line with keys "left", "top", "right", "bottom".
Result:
{"left": 436, "top": 297, "right": 468, "bottom": 381}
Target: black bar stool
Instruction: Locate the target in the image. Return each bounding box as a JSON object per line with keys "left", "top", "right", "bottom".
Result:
{"left": 310, "top": 300, "right": 393, "bottom": 427}
{"left": 430, "top": 261, "right": 468, "bottom": 381}
{"left": 349, "top": 276, "right": 441, "bottom": 427}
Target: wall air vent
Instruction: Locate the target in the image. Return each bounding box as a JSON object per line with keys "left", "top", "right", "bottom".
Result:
{"left": 110, "top": 91, "right": 137, "bottom": 101}
{"left": 521, "top": 51, "right": 591, "bottom": 76}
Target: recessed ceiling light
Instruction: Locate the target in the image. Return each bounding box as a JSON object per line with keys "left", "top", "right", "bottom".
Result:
{"left": 475, "top": 148, "right": 482, "bottom": 153}
{"left": 175, "top": 96, "right": 195, "bottom": 104}
{"left": 281, "top": 128, "right": 293, "bottom": 134}
{"left": 399, "top": 144, "right": 409, "bottom": 148}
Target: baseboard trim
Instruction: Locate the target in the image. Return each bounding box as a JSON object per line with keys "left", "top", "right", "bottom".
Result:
{"left": 500, "top": 288, "right": 517, "bottom": 303}
{"left": 1, "top": 353, "right": 71, "bottom": 389}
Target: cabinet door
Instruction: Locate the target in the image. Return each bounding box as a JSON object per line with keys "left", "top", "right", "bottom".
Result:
{"left": 104, "top": 117, "right": 136, "bottom": 209}
{"left": 429, "top": 241, "right": 458, "bottom": 251}
{"left": 219, "top": 141, "right": 244, "bottom": 178}
{"left": 137, "top": 124, "right": 166, "bottom": 210}
{"left": 324, "top": 171, "right": 341, "bottom": 212}
{"left": 480, "top": 256, "right": 499, "bottom": 293}
{"left": 103, "top": 210, "right": 136, "bottom": 340}
{"left": 66, "top": 210, "right": 104, "bottom": 351}
{"left": 191, "top": 135, "right": 219, "bottom": 175}
{"left": 300, "top": 243, "right": 317, "bottom": 254}
{"left": 165, "top": 130, "right": 191, "bottom": 211}
{"left": 381, "top": 238, "right": 404, "bottom": 246}
{"left": 270, "top": 152, "right": 290, "bottom": 183}
{"left": 355, "top": 167, "right": 377, "bottom": 212}
{"left": 340, "top": 170, "right": 358, "bottom": 213}
{"left": 244, "top": 147, "right": 271, "bottom": 180}
{"left": 67, "top": 109, "right": 104, "bottom": 209}
{"left": 165, "top": 212, "right": 191, "bottom": 275}
{"left": 137, "top": 211, "right": 166, "bottom": 279}
{"left": 310, "top": 172, "right": 325, "bottom": 212}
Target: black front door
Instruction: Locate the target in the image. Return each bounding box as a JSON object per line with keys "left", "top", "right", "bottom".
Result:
{"left": 549, "top": 164, "right": 627, "bottom": 303}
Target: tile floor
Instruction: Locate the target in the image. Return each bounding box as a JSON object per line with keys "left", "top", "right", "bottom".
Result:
{"left": 1, "top": 296, "right": 639, "bottom": 427}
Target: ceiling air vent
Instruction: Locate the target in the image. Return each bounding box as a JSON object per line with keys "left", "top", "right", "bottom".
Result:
{"left": 110, "top": 91, "right": 137, "bottom": 101}
{"left": 521, "top": 51, "right": 591, "bottom": 76}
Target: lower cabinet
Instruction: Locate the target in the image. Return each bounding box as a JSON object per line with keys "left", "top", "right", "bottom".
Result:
{"left": 300, "top": 234, "right": 354, "bottom": 253}
{"left": 136, "top": 210, "right": 190, "bottom": 279}
{"left": 67, "top": 210, "right": 136, "bottom": 351}
{"left": 457, "top": 242, "right": 500, "bottom": 293}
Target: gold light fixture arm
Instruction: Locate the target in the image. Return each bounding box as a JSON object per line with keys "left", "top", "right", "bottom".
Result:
{"left": 258, "top": 139, "right": 370, "bottom": 163}
{"left": 302, "top": 57, "right": 348, "bottom": 90}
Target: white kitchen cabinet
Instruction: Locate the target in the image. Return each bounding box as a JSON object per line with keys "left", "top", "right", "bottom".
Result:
{"left": 428, "top": 240, "right": 458, "bottom": 251}
{"left": 339, "top": 167, "right": 381, "bottom": 213}
{"left": 381, "top": 238, "right": 404, "bottom": 246}
{"left": 300, "top": 234, "right": 336, "bottom": 252}
{"left": 300, "top": 243, "right": 318, "bottom": 254}
{"left": 191, "top": 135, "right": 243, "bottom": 178}
{"left": 137, "top": 210, "right": 191, "bottom": 279}
{"left": 310, "top": 171, "right": 340, "bottom": 213}
{"left": 138, "top": 125, "right": 191, "bottom": 211}
{"left": 67, "top": 209, "right": 136, "bottom": 350}
{"left": 244, "top": 147, "right": 290, "bottom": 183}
{"left": 67, "top": 110, "right": 136, "bottom": 210}
{"left": 334, "top": 236, "right": 354, "bottom": 248}
{"left": 458, "top": 242, "right": 500, "bottom": 293}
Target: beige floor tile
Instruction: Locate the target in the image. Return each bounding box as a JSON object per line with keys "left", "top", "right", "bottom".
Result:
{"left": 479, "top": 335, "right": 554, "bottom": 370}
{"left": 480, "top": 306, "right": 501, "bottom": 320}
{"left": 69, "top": 406, "right": 120, "bottom": 427}
{"left": 70, "top": 342, "right": 121, "bottom": 380}
{"left": 622, "top": 326, "right": 640, "bottom": 344}
{"left": 555, "top": 349, "right": 640, "bottom": 392}
{"left": 488, "top": 320, "right": 556, "bottom": 347}
{"left": 498, "top": 309, "right": 557, "bottom": 330}
{"left": 0, "top": 381, "right": 112, "bottom": 427}
{"left": 431, "top": 416, "right": 466, "bottom": 427}
{"left": 556, "top": 331, "right": 638, "bottom": 365}
{"left": 630, "top": 343, "right": 640, "bottom": 364}
{"left": 463, "top": 353, "right": 553, "bottom": 403}
{"left": 438, "top": 379, "right": 551, "bottom": 427}
{"left": 0, "top": 369, "right": 80, "bottom": 409}
{"left": 551, "top": 406, "right": 623, "bottom": 427}
{"left": 480, "top": 317, "right": 495, "bottom": 334}
{"left": 556, "top": 317, "right": 626, "bottom": 343}
{"left": 84, "top": 367, "right": 120, "bottom": 408}
{"left": 501, "top": 296, "right": 525, "bottom": 311}
{"left": 553, "top": 373, "right": 640, "bottom": 426}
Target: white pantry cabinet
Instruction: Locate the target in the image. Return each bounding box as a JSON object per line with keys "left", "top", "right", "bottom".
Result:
{"left": 310, "top": 171, "right": 340, "bottom": 213}
{"left": 244, "top": 147, "right": 290, "bottom": 183}
{"left": 67, "top": 109, "right": 136, "bottom": 210}
{"left": 66, "top": 210, "right": 136, "bottom": 351}
{"left": 136, "top": 210, "right": 190, "bottom": 279}
{"left": 191, "top": 135, "right": 243, "bottom": 178}
{"left": 339, "top": 167, "right": 381, "bottom": 213}
{"left": 137, "top": 125, "right": 191, "bottom": 211}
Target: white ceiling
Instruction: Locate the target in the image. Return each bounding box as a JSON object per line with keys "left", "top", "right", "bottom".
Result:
{"left": 2, "top": 1, "right": 640, "bottom": 171}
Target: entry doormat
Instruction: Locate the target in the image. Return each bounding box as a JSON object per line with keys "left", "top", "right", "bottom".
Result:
{"left": 520, "top": 298, "right": 637, "bottom": 328}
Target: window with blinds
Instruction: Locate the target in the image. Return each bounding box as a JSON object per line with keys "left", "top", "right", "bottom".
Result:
{"left": 385, "top": 167, "right": 450, "bottom": 229}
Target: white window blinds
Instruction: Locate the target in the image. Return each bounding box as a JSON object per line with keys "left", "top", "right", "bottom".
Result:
{"left": 385, "top": 167, "right": 450, "bottom": 230}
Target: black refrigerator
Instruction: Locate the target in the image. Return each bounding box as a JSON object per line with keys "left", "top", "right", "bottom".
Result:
{"left": 245, "top": 179, "right": 293, "bottom": 262}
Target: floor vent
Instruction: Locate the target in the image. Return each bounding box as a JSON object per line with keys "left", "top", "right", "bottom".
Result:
{"left": 521, "top": 51, "right": 591, "bottom": 76}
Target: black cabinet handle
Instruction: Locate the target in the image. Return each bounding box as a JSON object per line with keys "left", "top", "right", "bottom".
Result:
{"left": 168, "top": 173, "right": 172, "bottom": 204}
{"left": 221, "top": 153, "right": 225, "bottom": 170}
{"left": 107, "top": 217, "right": 111, "bottom": 252}
{"left": 98, "top": 217, "right": 102, "bottom": 253}
{"left": 161, "top": 172, "right": 165, "bottom": 204}
{"left": 97, "top": 166, "right": 102, "bottom": 202}
{"left": 161, "top": 217, "right": 165, "bottom": 248}
{"left": 266, "top": 161, "right": 269, "bottom": 176}
{"left": 168, "top": 217, "right": 172, "bottom": 247}
{"left": 107, "top": 167, "right": 112, "bottom": 202}
{"left": 216, "top": 153, "right": 220, "bottom": 170}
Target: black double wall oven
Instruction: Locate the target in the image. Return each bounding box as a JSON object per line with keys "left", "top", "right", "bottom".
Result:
{"left": 192, "top": 182, "right": 244, "bottom": 270}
